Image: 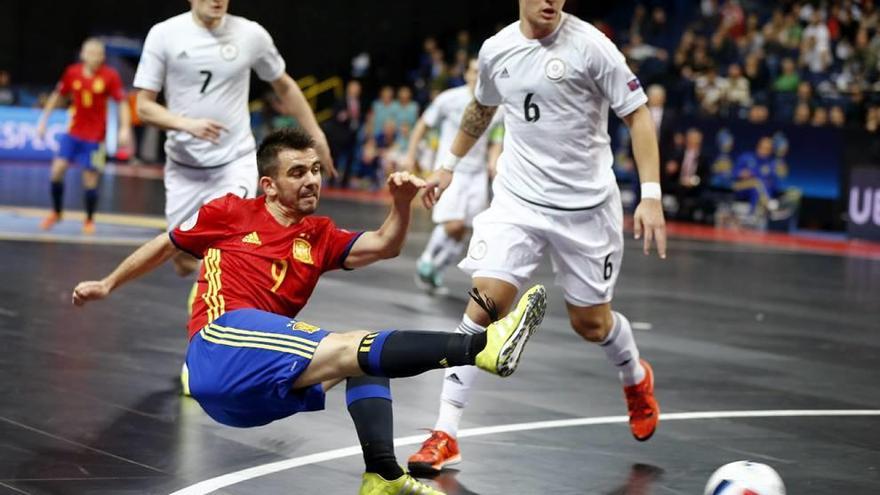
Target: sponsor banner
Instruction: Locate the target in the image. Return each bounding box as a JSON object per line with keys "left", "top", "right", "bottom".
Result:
{"left": 0, "top": 105, "right": 70, "bottom": 160}
{"left": 848, "top": 167, "right": 880, "bottom": 241}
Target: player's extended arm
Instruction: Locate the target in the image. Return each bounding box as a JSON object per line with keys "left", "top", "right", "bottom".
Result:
{"left": 117, "top": 95, "right": 132, "bottom": 149}
{"left": 487, "top": 140, "right": 503, "bottom": 179}
{"left": 135, "top": 89, "right": 227, "bottom": 144}
{"left": 401, "top": 118, "right": 430, "bottom": 173}
{"left": 270, "top": 74, "right": 337, "bottom": 178}
{"left": 36, "top": 90, "right": 62, "bottom": 138}
{"left": 344, "top": 172, "right": 426, "bottom": 269}
{"left": 72, "top": 233, "right": 180, "bottom": 306}
{"left": 422, "top": 100, "right": 498, "bottom": 208}
{"left": 623, "top": 104, "right": 667, "bottom": 259}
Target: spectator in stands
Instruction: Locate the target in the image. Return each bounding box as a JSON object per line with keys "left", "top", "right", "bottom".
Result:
{"left": 739, "top": 13, "right": 765, "bottom": 56}
{"left": 696, "top": 64, "right": 728, "bottom": 115}
{"left": 803, "top": 11, "right": 832, "bottom": 54}
{"left": 664, "top": 128, "right": 711, "bottom": 221}
{"left": 773, "top": 57, "right": 801, "bottom": 92}
{"left": 744, "top": 52, "right": 770, "bottom": 104}
{"left": 748, "top": 104, "right": 770, "bottom": 123}
{"left": 0, "top": 70, "right": 15, "bottom": 106}
{"left": 720, "top": 0, "right": 746, "bottom": 39}
{"left": 724, "top": 63, "right": 751, "bottom": 116}
{"left": 375, "top": 119, "right": 398, "bottom": 179}
{"left": 780, "top": 11, "right": 804, "bottom": 50}
{"left": 417, "top": 37, "right": 438, "bottom": 82}
{"left": 795, "top": 81, "right": 817, "bottom": 109}
{"left": 794, "top": 102, "right": 812, "bottom": 125}
{"left": 450, "top": 30, "right": 474, "bottom": 56}
{"left": 645, "top": 6, "right": 675, "bottom": 50}
{"left": 395, "top": 86, "right": 419, "bottom": 129}
{"left": 414, "top": 37, "right": 439, "bottom": 103}
{"left": 847, "top": 84, "right": 868, "bottom": 124}
{"left": 448, "top": 49, "right": 470, "bottom": 87}
{"left": 429, "top": 48, "right": 449, "bottom": 91}
{"left": 761, "top": 8, "right": 787, "bottom": 51}
{"left": 630, "top": 4, "right": 649, "bottom": 39}
{"left": 673, "top": 29, "right": 697, "bottom": 70}
{"left": 733, "top": 136, "right": 782, "bottom": 213}
{"left": 371, "top": 86, "right": 398, "bottom": 138}
{"left": 829, "top": 105, "right": 847, "bottom": 127}
{"left": 710, "top": 27, "right": 738, "bottom": 67}
{"left": 811, "top": 106, "right": 830, "bottom": 126}
{"left": 853, "top": 27, "right": 880, "bottom": 77}
{"left": 866, "top": 106, "right": 880, "bottom": 133}
{"left": 800, "top": 32, "right": 833, "bottom": 83}
{"left": 624, "top": 33, "right": 668, "bottom": 68}
{"left": 646, "top": 84, "right": 677, "bottom": 159}
{"left": 327, "top": 80, "right": 364, "bottom": 188}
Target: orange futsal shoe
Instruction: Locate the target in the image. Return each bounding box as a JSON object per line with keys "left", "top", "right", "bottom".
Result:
{"left": 623, "top": 359, "right": 659, "bottom": 442}
{"left": 82, "top": 219, "right": 96, "bottom": 235}
{"left": 40, "top": 212, "right": 60, "bottom": 230}
{"left": 407, "top": 430, "right": 461, "bottom": 473}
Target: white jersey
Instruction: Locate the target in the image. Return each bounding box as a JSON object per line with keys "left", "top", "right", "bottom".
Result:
{"left": 476, "top": 14, "right": 647, "bottom": 210}
{"left": 134, "top": 13, "right": 285, "bottom": 168}
{"left": 422, "top": 85, "right": 502, "bottom": 174}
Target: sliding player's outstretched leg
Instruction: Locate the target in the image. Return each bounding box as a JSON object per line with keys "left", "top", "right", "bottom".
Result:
{"left": 352, "top": 284, "right": 546, "bottom": 380}
{"left": 474, "top": 283, "right": 546, "bottom": 376}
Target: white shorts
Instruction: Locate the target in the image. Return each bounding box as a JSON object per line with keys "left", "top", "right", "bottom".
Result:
{"left": 432, "top": 170, "right": 489, "bottom": 226}
{"left": 458, "top": 185, "right": 624, "bottom": 307}
{"left": 164, "top": 153, "right": 258, "bottom": 228}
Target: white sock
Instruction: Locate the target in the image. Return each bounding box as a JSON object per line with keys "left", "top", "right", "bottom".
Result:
{"left": 600, "top": 312, "right": 646, "bottom": 386}
{"left": 431, "top": 237, "right": 465, "bottom": 274}
{"left": 419, "top": 225, "right": 448, "bottom": 264}
{"left": 434, "top": 314, "right": 484, "bottom": 437}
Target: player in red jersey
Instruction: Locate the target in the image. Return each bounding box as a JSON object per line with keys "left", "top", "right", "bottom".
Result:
{"left": 71, "top": 128, "right": 546, "bottom": 494}
{"left": 37, "top": 38, "right": 131, "bottom": 234}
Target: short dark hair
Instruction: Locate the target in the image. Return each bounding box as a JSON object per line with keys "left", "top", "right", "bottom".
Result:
{"left": 257, "top": 128, "right": 317, "bottom": 178}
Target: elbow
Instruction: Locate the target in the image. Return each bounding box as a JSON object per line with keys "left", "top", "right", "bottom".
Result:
{"left": 378, "top": 243, "right": 403, "bottom": 260}
{"left": 381, "top": 247, "right": 402, "bottom": 260}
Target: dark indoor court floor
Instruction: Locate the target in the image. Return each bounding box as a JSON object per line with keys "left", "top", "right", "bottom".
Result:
{"left": 1, "top": 164, "right": 879, "bottom": 494}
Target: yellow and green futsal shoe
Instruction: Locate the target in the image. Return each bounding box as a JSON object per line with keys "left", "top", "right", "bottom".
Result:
{"left": 359, "top": 472, "right": 446, "bottom": 495}
{"left": 475, "top": 284, "right": 546, "bottom": 377}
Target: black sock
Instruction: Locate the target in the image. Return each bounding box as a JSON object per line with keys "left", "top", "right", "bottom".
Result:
{"left": 357, "top": 330, "right": 487, "bottom": 378}
{"left": 50, "top": 181, "right": 64, "bottom": 215}
{"left": 84, "top": 188, "right": 98, "bottom": 221}
{"left": 346, "top": 376, "right": 403, "bottom": 480}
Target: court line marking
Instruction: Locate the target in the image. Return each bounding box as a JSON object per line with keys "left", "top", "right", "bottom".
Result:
{"left": 169, "top": 409, "right": 880, "bottom": 495}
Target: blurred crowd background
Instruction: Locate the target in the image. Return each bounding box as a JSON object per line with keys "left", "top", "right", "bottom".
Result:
{"left": 2, "top": 0, "right": 880, "bottom": 237}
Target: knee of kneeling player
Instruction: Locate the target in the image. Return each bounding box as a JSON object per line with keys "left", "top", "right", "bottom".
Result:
{"left": 571, "top": 313, "right": 613, "bottom": 342}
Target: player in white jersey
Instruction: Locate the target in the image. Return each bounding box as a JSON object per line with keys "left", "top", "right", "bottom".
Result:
{"left": 402, "top": 58, "right": 503, "bottom": 293}
{"left": 408, "top": 0, "right": 667, "bottom": 473}
{"left": 133, "top": 0, "right": 334, "bottom": 275}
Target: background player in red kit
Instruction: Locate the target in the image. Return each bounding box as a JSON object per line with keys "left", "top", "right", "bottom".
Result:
{"left": 71, "top": 128, "right": 546, "bottom": 494}
{"left": 37, "top": 37, "right": 132, "bottom": 234}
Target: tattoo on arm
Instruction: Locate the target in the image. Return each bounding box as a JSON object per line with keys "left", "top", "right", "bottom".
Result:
{"left": 460, "top": 100, "right": 498, "bottom": 139}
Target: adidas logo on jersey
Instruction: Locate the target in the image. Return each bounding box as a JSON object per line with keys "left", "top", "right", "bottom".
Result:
{"left": 446, "top": 373, "right": 463, "bottom": 385}
{"left": 499, "top": 67, "right": 510, "bottom": 79}
{"left": 177, "top": 51, "right": 189, "bottom": 59}
{"left": 242, "top": 232, "right": 261, "bottom": 245}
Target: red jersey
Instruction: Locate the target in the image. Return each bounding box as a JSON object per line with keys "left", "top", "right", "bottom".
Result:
{"left": 57, "top": 63, "right": 125, "bottom": 142}
{"left": 170, "top": 194, "right": 362, "bottom": 339}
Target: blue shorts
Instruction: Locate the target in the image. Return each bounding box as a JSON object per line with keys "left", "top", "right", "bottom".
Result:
{"left": 184, "top": 308, "right": 331, "bottom": 428}
{"left": 57, "top": 133, "right": 105, "bottom": 171}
